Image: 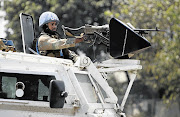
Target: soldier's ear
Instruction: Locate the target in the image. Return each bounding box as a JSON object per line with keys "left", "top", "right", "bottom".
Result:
{"left": 42, "top": 24, "right": 49, "bottom": 30}
{"left": 45, "top": 24, "right": 49, "bottom": 28}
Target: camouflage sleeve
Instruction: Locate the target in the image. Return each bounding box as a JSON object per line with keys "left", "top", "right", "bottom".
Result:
{"left": 38, "top": 35, "right": 76, "bottom": 51}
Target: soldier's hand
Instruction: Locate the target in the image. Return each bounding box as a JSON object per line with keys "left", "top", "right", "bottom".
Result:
{"left": 75, "top": 37, "right": 84, "bottom": 43}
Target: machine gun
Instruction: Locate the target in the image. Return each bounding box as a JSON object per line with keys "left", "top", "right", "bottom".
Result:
{"left": 62, "top": 18, "right": 153, "bottom": 61}
{"left": 62, "top": 21, "right": 161, "bottom": 48}
{"left": 62, "top": 24, "right": 110, "bottom": 47}
{"left": 62, "top": 24, "right": 111, "bottom": 62}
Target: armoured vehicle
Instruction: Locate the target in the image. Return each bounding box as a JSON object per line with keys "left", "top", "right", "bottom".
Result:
{"left": 0, "top": 13, "right": 152, "bottom": 117}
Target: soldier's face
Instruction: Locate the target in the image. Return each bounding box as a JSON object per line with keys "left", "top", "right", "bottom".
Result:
{"left": 47, "top": 22, "right": 57, "bottom": 31}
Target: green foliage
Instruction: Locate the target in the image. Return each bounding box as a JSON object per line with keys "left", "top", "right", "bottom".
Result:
{"left": 3, "top": 0, "right": 180, "bottom": 104}
{"left": 105, "top": 0, "right": 180, "bottom": 104}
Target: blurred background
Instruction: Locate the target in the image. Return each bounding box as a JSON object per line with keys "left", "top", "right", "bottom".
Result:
{"left": 0, "top": 0, "right": 179, "bottom": 117}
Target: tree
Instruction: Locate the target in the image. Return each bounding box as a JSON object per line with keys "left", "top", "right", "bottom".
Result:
{"left": 105, "top": 0, "right": 180, "bottom": 104}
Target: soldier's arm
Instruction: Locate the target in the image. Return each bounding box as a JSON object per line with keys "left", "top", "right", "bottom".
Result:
{"left": 38, "top": 35, "right": 77, "bottom": 51}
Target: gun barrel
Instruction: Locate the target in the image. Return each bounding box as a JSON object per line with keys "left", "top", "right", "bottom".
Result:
{"left": 134, "top": 28, "right": 160, "bottom": 32}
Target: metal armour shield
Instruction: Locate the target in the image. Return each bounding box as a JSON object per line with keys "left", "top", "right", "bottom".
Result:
{"left": 109, "top": 18, "right": 151, "bottom": 58}
{"left": 20, "top": 13, "right": 35, "bottom": 54}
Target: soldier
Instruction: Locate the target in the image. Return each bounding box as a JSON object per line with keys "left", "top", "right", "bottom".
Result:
{"left": 0, "top": 38, "right": 16, "bottom": 52}
{"left": 37, "top": 11, "right": 83, "bottom": 61}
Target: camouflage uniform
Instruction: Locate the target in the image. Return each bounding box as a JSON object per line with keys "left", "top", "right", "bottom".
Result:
{"left": 38, "top": 31, "right": 78, "bottom": 61}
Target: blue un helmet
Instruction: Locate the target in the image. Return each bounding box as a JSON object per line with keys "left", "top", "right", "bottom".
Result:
{"left": 39, "top": 11, "right": 60, "bottom": 27}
